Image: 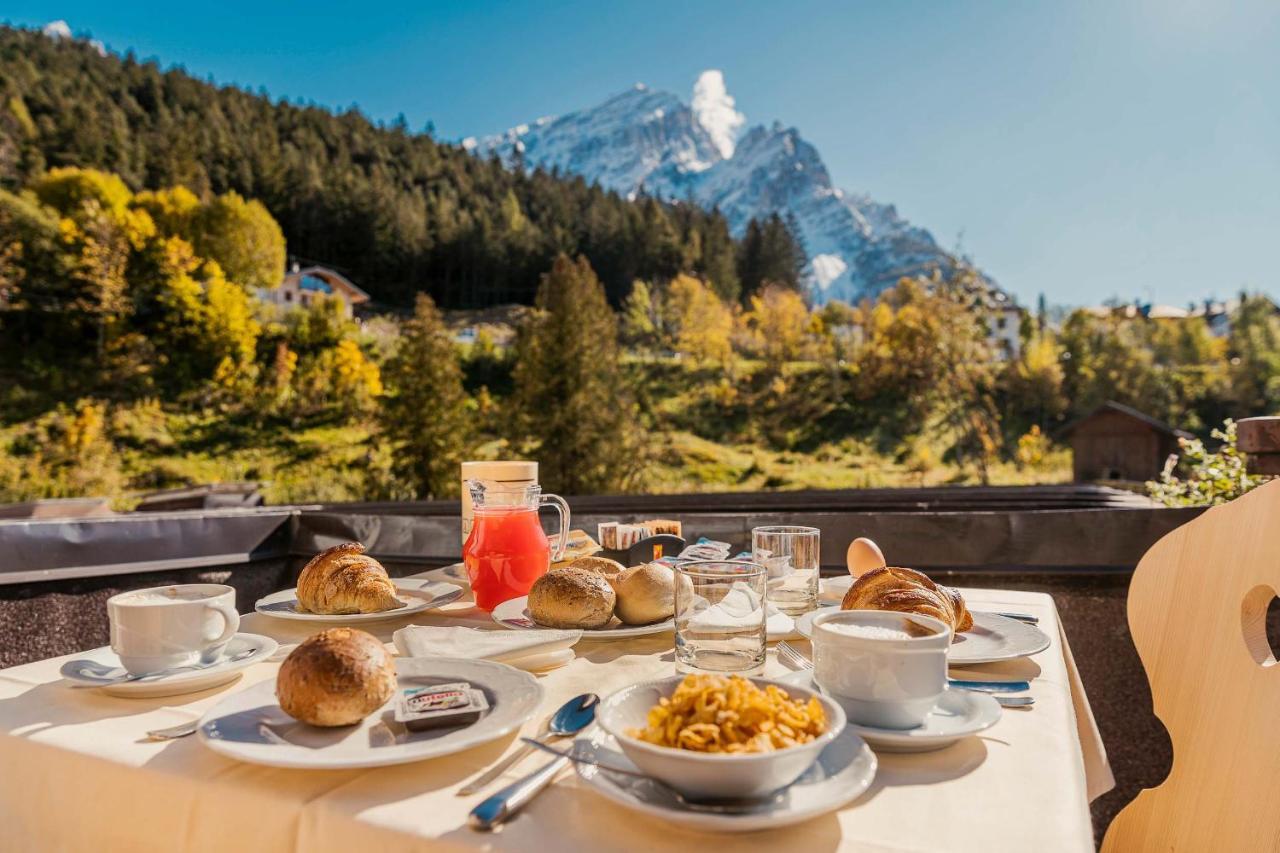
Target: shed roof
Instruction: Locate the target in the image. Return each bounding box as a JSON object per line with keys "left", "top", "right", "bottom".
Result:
{"left": 1059, "top": 400, "right": 1194, "bottom": 440}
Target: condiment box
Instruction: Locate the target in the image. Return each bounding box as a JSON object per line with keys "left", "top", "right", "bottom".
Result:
{"left": 394, "top": 681, "right": 490, "bottom": 731}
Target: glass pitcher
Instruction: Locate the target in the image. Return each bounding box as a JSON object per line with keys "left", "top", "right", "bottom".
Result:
{"left": 463, "top": 479, "right": 570, "bottom": 612}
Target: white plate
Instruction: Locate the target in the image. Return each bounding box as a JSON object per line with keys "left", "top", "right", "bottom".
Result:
{"left": 845, "top": 689, "right": 1001, "bottom": 753}
{"left": 440, "top": 562, "right": 469, "bottom": 584}
{"left": 818, "top": 575, "right": 854, "bottom": 605}
{"left": 60, "top": 633, "right": 278, "bottom": 698}
{"left": 492, "top": 596, "right": 675, "bottom": 639}
{"left": 254, "top": 579, "right": 464, "bottom": 623}
{"left": 572, "top": 726, "right": 876, "bottom": 832}
{"left": 197, "top": 657, "right": 543, "bottom": 769}
{"left": 777, "top": 670, "right": 1002, "bottom": 753}
{"left": 794, "top": 608, "right": 1051, "bottom": 665}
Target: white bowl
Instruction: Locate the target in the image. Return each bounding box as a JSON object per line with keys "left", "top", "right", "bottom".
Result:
{"left": 596, "top": 675, "right": 846, "bottom": 799}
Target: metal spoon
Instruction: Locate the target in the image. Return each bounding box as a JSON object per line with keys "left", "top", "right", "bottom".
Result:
{"left": 146, "top": 720, "right": 201, "bottom": 740}
{"left": 69, "top": 646, "right": 261, "bottom": 687}
{"left": 468, "top": 695, "right": 599, "bottom": 830}
{"left": 520, "top": 739, "right": 782, "bottom": 814}
{"left": 457, "top": 693, "right": 599, "bottom": 796}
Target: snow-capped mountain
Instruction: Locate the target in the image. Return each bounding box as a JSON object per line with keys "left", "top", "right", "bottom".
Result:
{"left": 467, "top": 71, "right": 987, "bottom": 304}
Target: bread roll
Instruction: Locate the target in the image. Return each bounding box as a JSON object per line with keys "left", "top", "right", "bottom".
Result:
{"left": 528, "top": 568, "right": 616, "bottom": 629}
{"left": 277, "top": 628, "right": 397, "bottom": 726}
{"left": 296, "top": 542, "right": 404, "bottom": 615}
{"left": 612, "top": 563, "right": 674, "bottom": 625}
{"left": 565, "top": 555, "right": 626, "bottom": 579}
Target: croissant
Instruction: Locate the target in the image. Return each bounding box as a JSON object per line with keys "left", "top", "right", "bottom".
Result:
{"left": 296, "top": 542, "right": 405, "bottom": 615}
{"left": 841, "top": 566, "right": 973, "bottom": 636}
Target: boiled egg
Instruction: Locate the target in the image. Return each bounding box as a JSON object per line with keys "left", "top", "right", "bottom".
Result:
{"left": 846, "top": 537, "right": 886, "bottom": 577}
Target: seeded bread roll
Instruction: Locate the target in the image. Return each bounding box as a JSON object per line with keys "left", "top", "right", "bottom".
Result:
{"left": 528, "top": 568, "right": 617, "bottom": 629}
{"left": 276, "top": 628, "right": 396, "bottom": 726}
{"left": 612, "top": 563, "right": 675, "bottom": 625}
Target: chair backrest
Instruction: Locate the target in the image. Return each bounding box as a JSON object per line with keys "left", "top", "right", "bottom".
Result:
{"left": 1102, "top": 480, "right": 1280, "bottom": 851}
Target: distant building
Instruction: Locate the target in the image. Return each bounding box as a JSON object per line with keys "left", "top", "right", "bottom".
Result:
{"left": 257, "top": 264, "right": 370, "bottom": 317}
{"left": 1081, "top": 296, "right": 1280, "bottom": 339}
{"left": 985, "top": 300, "right": 1023, "bottom": 360}
{"left": 1061, "top": 401, "right": 1192, "bottom": 483}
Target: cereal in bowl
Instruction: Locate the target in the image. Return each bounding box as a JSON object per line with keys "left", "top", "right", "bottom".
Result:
{"left": 627, "top": 674, "right": 826, "bottom": 753}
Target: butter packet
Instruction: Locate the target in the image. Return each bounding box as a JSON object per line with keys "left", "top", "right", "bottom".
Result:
{"left": 395, "top": 682, "right": 490, "bottom": 731}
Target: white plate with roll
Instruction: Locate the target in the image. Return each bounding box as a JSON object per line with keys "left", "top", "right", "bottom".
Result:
{"left": 491, "top": 596, "right": 675, "bottom": 638}
{"left": 197, "top": 657, "right": 543, "bottom": 769}
{"left": 254, "top": 579, "right": 464, "bottom": 623}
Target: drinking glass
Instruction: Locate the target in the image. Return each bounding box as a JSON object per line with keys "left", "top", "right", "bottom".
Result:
{"left": 673, "top": 560, "right": 768, "bottom": 676}
{"left": 752, "top": 525, "right": 820, "bottom": 616}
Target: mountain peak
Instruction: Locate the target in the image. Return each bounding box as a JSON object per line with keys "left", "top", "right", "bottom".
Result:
{"left": 475, "top": 75, "right": 993, "bottom": 303}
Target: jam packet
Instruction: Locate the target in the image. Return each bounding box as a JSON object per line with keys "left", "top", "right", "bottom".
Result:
{"left": 394, "top": 682, "right": 490, "bottom": 732}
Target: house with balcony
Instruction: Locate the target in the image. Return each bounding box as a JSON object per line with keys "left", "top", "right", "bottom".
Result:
{"left": 257, "top": 263, "right": 371, "bottom": 317}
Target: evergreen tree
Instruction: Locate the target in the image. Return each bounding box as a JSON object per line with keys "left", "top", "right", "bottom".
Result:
{"left": 738, "top": 213, "right": 806, "bottom": 300}
{"left": 378, "top": 294, "right": 471, "bottom": 498}
{"left": 510, "top": 255, "right": 641, "bottom": 494}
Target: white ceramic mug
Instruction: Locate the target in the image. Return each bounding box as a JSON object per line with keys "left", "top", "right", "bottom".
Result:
{"left": 811, "top": 609, "right": 951, "bottom": 729}
{"left": 107, "top": 584, "right": 240, "bottom": 675}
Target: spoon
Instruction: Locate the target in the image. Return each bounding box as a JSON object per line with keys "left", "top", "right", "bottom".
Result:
{"left": 457, "top": 693, "right": 599, "bottom": 796}
{"left": 67, "top": 646, "right": 261, "bottom": 687}
{"left": 520, "top": 739, "right": 782, "bottom": 814}
{"left": 468, "top": 695, "right": 599, "bottom": 830}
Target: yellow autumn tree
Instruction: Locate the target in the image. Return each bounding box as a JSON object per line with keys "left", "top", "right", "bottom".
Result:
{"left": 743, "top": 284, "right": 819, "bottom": 368}
{"left": 667, "top": 273, "right": 733, "bottom": 364}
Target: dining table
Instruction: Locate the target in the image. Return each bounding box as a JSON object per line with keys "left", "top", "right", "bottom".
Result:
{"left": 0, "top": 567, "right": 1113, "bottom": 852}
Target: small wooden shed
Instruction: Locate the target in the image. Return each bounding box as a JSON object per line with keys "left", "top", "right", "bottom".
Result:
{"left": 1062, "top": 401, "right": 1192, "bottom": 483}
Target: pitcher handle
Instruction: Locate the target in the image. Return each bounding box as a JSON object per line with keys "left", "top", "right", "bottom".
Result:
{"left": 540, "top": 493, "right": 571, "bottom": 561}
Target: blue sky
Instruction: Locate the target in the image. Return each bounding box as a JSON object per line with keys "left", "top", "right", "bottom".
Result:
{"left": 7, "top": 1, "right": 1278, "bottom": 307}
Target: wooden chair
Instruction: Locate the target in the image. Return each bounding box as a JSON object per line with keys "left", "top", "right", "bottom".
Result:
{"left": 1102, "top": 479, "right": 1280, "bottom": 851}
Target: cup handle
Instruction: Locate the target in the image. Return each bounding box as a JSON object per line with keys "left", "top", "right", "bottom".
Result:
{"left": 540, "top": 493, "right": 571, "bottom": 562}
{"left": 203, "top": 601, "right": 240, "bottom": 646}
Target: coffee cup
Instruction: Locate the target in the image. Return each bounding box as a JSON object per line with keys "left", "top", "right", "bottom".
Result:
{"left": 811, "top": 609, "right": 951, "bottom": 729}
{"left": 107, "top": 584, "right": 240, "bottom": 675}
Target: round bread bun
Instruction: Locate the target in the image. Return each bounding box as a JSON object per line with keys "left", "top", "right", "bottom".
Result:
{"left": 276, "top": 627, "right": 396, "bottom": 727}
{"left": 565, "top": 555, "right": 626, "bottom": 578}
{"left": 612, "top": 563, "right": 675, "bottom": 625}
{"left": 527, "top": 568, "right": 616, "bottom": 629}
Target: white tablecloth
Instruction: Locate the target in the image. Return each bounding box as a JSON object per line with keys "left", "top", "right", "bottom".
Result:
{"left": 0, "top": 572, "right": 1111, "bottom": 852}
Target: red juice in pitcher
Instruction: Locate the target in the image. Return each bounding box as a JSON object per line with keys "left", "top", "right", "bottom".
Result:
{"left": 464, "top": 507, "right": 552, "bottom": 611}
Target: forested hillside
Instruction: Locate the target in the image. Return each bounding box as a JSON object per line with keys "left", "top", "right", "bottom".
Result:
{"left": 0, "top": 25, "right": 801, "bottom": 308}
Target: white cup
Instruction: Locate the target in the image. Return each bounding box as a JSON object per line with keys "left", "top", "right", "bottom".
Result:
{"left": 460, "top": 461, "right": 538, "bottom": 546}
{"left": 107, "top": 584, "right": 240, "bottom": 675}
{"left": 811, "top": 609, "right": 951, "bottom": 729}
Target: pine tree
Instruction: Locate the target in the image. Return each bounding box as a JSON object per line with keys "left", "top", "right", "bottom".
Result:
{"left": 738, "top": 213, "right": 806, "bottom": 301}
{"left": 378, "top": 294, "right": 471, "bottom": 498}
{"left": 511, "top": 255, "right": 641, "bottom": 494}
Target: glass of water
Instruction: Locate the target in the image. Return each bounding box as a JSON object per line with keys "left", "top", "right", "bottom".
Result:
{"left": 752, "top": 525, "right": 820, "bottom": 616}
{"left": 673, "top": 560, "right": 768, "bottom": 676}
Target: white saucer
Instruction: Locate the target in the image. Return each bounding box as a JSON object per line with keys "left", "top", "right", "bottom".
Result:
{"left": 572, "top": 726, "right": 876, "bottom": 832}
{"left": 492, "top": 596, "right": 675, "bottom": 639}
{"left": 254, "top": 579, "right": 464, "bottom": 623}
{"left": 844, "top": 689, "right": 1002, "bottom": 753}
{"left": 440, "top": 562, "right": 469, "bottom": 584}
{"left": 794, "top": 608, "right": 1050, "bottom": 665}
{"left": 197, "top": 657, "right": 543, "bottom": 769}
{"left": 60, "top": 633, "right": 278, "bottom": 698}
